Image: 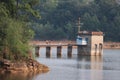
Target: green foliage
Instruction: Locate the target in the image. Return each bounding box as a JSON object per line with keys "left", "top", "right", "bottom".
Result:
{"left": 33, "top": 0, "right": 120, "bottom": 42}
{"left": 0, "top": 17, "right": 34, "bottom": 60}
{"left": 0, "top": 0, "right": 39, "bottom": 60}
{"left": 31, "top": 23, "right": 66, "bottom": 40}
{"left": 0, "top": 3, "right": 9, "bottom": 17}
{"left": 6, "top": 19, "right": 29, "bottom": 54}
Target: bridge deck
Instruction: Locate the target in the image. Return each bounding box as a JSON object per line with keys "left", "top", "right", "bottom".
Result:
{"left": 34, "top": 44, "right": 77, "bottom": 47}
{"left": 30, "top": 41, "right": 77, "bottom": 47}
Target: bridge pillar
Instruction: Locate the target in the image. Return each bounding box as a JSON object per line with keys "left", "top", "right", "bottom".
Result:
{"left": 67, "top": 45, "right": 72, "bottom": 58}
{"left": 77, "top": 46, "right": 86, "bottom": 56}
{"left": 35, "top": 46, "right": 40, "bottom": 57}
{"left": 46, "top": 46, "right": 51, "bottom": 58}
{"left": 57, "top": 46, "right": 62, "bottom": 58}
{"left": 78, "top": 46, "right": 82, "bottom": 56}
{"left": 77, "top": 45, "right": 88, "bottom": 56}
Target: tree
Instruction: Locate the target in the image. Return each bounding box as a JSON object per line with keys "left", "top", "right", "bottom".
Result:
{"left": 0, "top": 0, "right": 39, "bottom": 60}
{"left": 28, "top": 0, "right": 120, "bottom": 42}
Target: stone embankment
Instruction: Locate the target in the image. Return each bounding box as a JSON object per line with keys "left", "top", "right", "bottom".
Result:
{"left": 0, "top": 58, "right": 49, "bottom": 74}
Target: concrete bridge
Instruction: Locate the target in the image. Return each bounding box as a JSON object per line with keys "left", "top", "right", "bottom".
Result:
{"left": 31, "top": 31, "right": 104, "bottom": 57}
{"left": 33, "top": 42, "right": 77, "bottom": 58}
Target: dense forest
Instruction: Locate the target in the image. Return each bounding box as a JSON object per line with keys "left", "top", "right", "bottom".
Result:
{"left": 0, "top": 0, "right": 40, "bottom": 60}
{"left": 31, "top": 0, "right": 120, "bottom": 42}
{"left": 0, "top": 0, "right": 120, "bottom": 60}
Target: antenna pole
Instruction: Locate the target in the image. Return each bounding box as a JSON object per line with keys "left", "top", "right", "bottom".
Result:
{"left": 78, "top": 17, "right": 81, "bottom": 33}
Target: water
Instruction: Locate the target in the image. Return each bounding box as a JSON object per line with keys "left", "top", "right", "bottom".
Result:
{"left": 0, "top": 48, "right": 120, "bottom": 80}
{"left": 34, "top": 48, "right": 120, "bottom": 80}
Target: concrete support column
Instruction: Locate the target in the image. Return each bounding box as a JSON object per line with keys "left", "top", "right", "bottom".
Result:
{"left": 57, "top": 46, "right": 62, "bottom": 58}
{"left": 46, "top": 46, "right": 51, "bottom": 58}
{"left": 35, "top": 46, "right": 40, "bottom": 57}
{"left": 99, "top": 44, "right": 103, "bottom": 56}
{"left": 67, "top": 45, "right": 72, "bottom": 58}
{"left": 77, "top": 46, "right": 83, "bottom": 56}
{"left": 77, "top": 45, "right": 89, "bottom": 56}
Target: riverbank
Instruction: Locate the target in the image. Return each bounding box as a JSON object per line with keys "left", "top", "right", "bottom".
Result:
{"left": 30, "top": 40, "right": 120, "bottom": 49}
{"left": 0, "top": 58, "right": 49, "bottom": 74}
{"left": 104, "top": 42, "right": 120, "bottom": 49}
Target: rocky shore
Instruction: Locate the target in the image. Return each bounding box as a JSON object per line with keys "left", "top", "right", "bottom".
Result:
{"left": 0, "top": 58, "right": 49, "bottom": 74}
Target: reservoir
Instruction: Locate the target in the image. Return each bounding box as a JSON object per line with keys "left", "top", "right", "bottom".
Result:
{"left": 0, "top": 48, "right": 120, "bottom": 80}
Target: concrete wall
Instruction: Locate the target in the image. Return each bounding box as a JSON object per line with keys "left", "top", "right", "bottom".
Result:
{"left": 78, "top": 34, "right": 103, "bottom": 56}
{"left": 91, "top": 35, "right": 103, "bottom": 56}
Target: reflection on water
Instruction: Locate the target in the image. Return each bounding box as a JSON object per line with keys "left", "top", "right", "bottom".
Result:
{"left": 91, "top": 56, "right": 103, "bottom": 80}
{"left": 0, "top": 72, "right": 36, "bottom": 80}
{"left": 76, "top": 56, "right": 103, "bottom": 70}
{"left": 34, "top": 56, "right": 103, "bottom": 80}
{"left": 0, "top": 49, "right": 120, "bottom": 80}
{"left": 76, "top": 56, "right": 103, "bottom": 80}
{"left": 34, "top": 48, "right": 120, "bottom": 80}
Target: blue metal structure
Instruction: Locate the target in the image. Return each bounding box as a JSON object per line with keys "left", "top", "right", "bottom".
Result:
{"left": 76, "top": 35, "right": 88, "bottom": 45}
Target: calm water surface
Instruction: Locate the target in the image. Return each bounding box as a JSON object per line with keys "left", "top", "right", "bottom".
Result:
{"left": 34, "top": 48, "right": 120, "bottom": 80}
{"left": 0, "top": 48, "right": 120, "bottom": 80}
